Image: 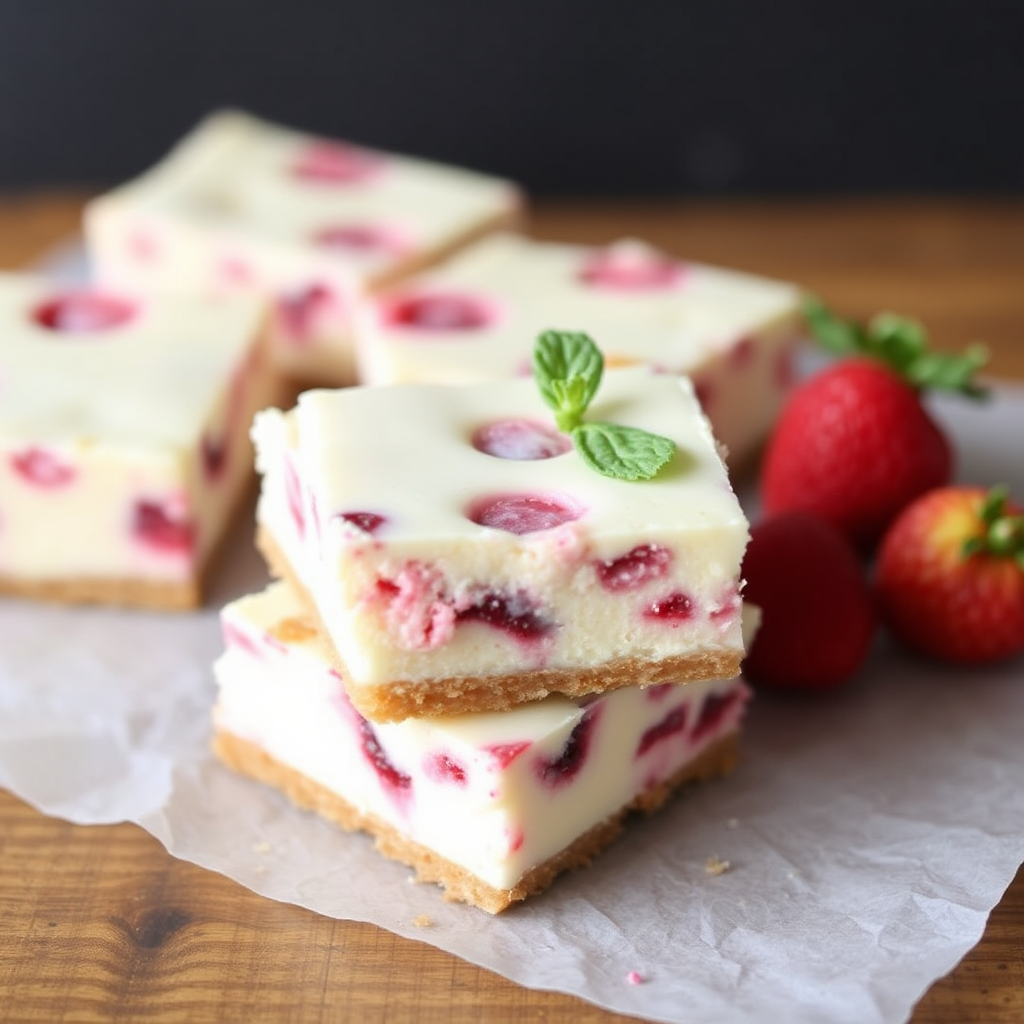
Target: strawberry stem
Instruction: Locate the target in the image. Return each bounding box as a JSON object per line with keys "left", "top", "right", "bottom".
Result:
{"left": 803, "top": 298, "right": 990, "bottom": 400}
{"left": 961, "top": 485, "right": 1024, "bottom": 567}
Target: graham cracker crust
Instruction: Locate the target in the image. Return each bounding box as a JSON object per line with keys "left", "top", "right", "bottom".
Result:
{"left": 212, "top": 727, "right": 739, "bottom": 914}
{"left": 257, "top": 526, "right": 744, "bottom": 723}
{"left": 0, "top": 571, "right": 203, "bottom": 611}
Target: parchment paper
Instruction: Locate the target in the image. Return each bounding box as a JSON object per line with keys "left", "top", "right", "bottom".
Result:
{"left": 1, "top": 382, "right": 1022, "bottom": 1024}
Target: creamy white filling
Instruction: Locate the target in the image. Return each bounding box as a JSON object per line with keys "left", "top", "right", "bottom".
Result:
{"left": 214, "top": 581, "right": 749, "bottom": 890}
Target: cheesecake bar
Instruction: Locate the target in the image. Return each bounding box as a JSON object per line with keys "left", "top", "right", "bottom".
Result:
{"left": 212, "top": 581, "right": 749, "bottom": 912}
{"left": 354, "top": 233, "right": 804, "bottom": 471}
{"left": 252, "top": 366, "right": 749, "bottom": 721}
{"left": 0, "top": 273, "right": 279, "bottom": 609}
{"left": 85, "top": 110, "right": 522, "bottom": 385}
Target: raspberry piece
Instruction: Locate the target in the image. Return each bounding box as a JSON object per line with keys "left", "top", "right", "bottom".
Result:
{"left": 534, "top": 708, "right": 600, "bottom": 787}
{"left": 635, "top": 704, "right": 688, "bottom": 758}
{"left": 384, "top": 293, "right": 495, "bottom": 332}
{"left": 596, "top": 544, "right": 672, "bottom": 592}
{"left": 466, "top": 493, "right": 583, "bottom": 534}
{"left": 457, "top": 589, "right": 555, "bottom": 642}
{"left": 483, "top": 741, "right": 530, "bottom": 769}
{"left": 10, "top": 448, "right": 77, "bottom": 488}
{"left": 291, "top": 142, "right": 383, "bottom": 184}
{"left": 423, "top": 752, "right": 468, "bottom": 786}
{"left": 643, "top": 591, "right": 695, "bottom": 623}
{"left": 277, "top": 283, "right": 336, "bottom": 343}
{"left": 579, "top": 250, "right": 683, "bottom": 290}
{"left": 692, "top": 690, "right": 741, "bottom": 741}
{"left": 339, "top": 511, "right": 388, "bottom": 535}
{"left": 133, "top": 500, "right": 195, "bottom": 555}
{"left": 33, "top": 292, "right": 136, "bottom": 333}
{"left": 358, "top": 718, "right": 411, "bottom": 795}
{"left": 472, "top": 418, "right": 572, "bottom": 461}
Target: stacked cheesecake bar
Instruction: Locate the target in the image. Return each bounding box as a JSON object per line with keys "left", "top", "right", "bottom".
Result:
{"left": 212, "top": 359, "right": 753, "bottom": 911}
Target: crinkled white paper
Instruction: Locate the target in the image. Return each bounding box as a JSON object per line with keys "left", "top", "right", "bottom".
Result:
{"left": 1, "top": 384, "right": 1022, "bottom": 1024}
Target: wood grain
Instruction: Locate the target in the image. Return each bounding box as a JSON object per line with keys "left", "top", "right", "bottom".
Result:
{"left": 1, "top": 193, "right": 1023, "bottom": 1024}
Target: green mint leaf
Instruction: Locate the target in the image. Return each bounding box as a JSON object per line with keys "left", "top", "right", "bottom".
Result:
{"left": 571, "top": 421, "right": 675, "bottom": 481}
{"left": 532, "top": 330, "right": 676, "bottom": 482}
{"left": 533, "top": 331, "right": 604, "bottom": 420}
{"left": 550, "top": 376, "right": 590, "bottom": 431}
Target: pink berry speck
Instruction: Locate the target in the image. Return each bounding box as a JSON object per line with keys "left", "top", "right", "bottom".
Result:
{"left": 466, "top": 492, "right": 584, "bottom": 535}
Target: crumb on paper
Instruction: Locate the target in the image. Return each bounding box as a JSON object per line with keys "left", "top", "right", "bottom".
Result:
{"left": 253, "top": 864, "right": 267, "bottom": 876}
{"left": 726, "top": 817, "right": 739, "bottom": 830}
{"left": 705, "top": 855, "right": 731, "bottom": 876}
{"left": 626, "top": 971, "right": 645, "bottom": 986}
{"left": 252, "top": 841, "right": 272, "bottom": 855}
{"left": 413, "top": 914, "right": 433, "bottom": 928}
{"left": 787, "top": 869, "right": 801, "bottom": 881}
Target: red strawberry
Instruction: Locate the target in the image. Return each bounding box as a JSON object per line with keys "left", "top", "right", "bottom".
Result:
{"left": 875, "top": 485, "right": 1024, "bottom": 664}
{"left": 761, "top": 300, "right": 988, "bottom": 551}
{"left": 741, "top": 510, "right": 877, "bottom": 690}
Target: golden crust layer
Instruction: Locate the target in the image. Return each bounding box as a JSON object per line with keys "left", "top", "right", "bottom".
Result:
{"left": 0, "top": 572, "right": 202, "bottom": 611}
{"left": 257, "top": 525, "right": 744, "bottom": 724}
{"left": 212, "top": 727, "right": 739, "bottom": 914}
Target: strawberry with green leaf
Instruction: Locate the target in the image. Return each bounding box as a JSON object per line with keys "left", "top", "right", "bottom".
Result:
{"left": 876, "top": 485, "right": 1024, "bottom": 664}
{"left": 761, "top": 300, "right": 989, "bottom": 550}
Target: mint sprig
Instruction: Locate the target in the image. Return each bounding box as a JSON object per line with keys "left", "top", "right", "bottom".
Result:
{"left": 533, "top": 330, "right": 675, "bottom": 481}
{"left": 533, "top": 330, "right": 604, "bottom": 431}
{"left": 804, "top": 297, "right": 990, "bottom": 399}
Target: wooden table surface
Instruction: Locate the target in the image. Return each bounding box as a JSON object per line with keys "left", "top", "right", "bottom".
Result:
{"left": 1, "top": 194, "right": 1022, "bottom": 1024}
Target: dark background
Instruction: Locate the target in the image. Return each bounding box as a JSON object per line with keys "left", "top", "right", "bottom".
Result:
{"left": 0, "top": 1, "right": 1021, "bottom": 197}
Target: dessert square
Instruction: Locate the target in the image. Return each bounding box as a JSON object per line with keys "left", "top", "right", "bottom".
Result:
{"left": 0, "top": 273, "right": 279, "bottom": 609}
{"left": 85, "top": 110, "right": 523, "bottom": 385}
{"left": 253, "top": 366, "right": 749, "bottom": 721}
{"left": 354, "top": 233, "right": 804, "bottom": 471}
{"left": 212, "top": 581, "right": 749, "bottom": 913}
